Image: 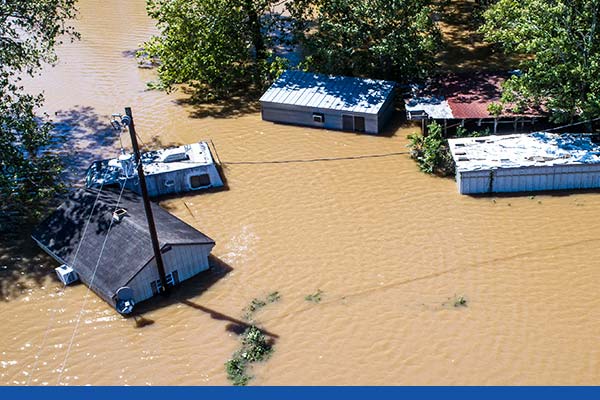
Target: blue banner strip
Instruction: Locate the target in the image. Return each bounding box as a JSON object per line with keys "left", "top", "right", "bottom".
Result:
{"left": 1, "top": 386, "right": 599, "bottom": 400}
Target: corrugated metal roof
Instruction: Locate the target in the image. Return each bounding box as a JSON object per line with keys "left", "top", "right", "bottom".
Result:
{"left": 260, "top": 70, "right": 395, "bottom": 114}
{"left": 448, "top": 132, "right": 600, "bottom": 172}
{"left": 405, "top": 96, "right": 454, "bottom": 119}
{"left": 405, "top": 72, "right": 545, "bottom": 120}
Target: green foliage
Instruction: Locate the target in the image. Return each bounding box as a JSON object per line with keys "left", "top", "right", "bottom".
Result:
{"left": 143, "top": 0, "right": 286, "bottom": 100}
{"left": 304, "top": 289, "right": 324, "bottom": 303}
{"left": 453, "top": 295, "right": 468, "bottom": 307}
{"left": 487, "top": 102, "right": 503, "bottom": 117}
{"left": 0, "top": 1, "right": 78, "bottom": 222}
{"left": 407, "top": 122, "right": 455, "bottom": 176}
{"left": 242, "top": 291, "right": 282, "bottom": 320}
{"left": 225, "top": 326, "right": 273, "bottom": 385}
{"left": 481, "top": 0, "right": 600, "bottom": 123}
{"left": 287, "top": 0, "right": 440, "bottom": 81}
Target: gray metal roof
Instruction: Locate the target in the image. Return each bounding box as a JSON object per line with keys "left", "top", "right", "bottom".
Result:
{"left": 448, "top": 132, "right": 600, "bottom": 172}
{"left": 32, "top": 188, "right": 214, "bottom": 304}
{"left": 260, "top": 70, "right": 395, "bottom": 114}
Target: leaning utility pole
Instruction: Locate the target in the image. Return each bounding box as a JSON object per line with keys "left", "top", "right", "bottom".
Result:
{"left": 122, "top": 107, "right": 169, "bottom": 294}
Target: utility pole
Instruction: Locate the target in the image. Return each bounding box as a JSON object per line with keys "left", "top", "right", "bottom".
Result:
{"left": 122, "top": 107, "right": 169, "bottom": 294}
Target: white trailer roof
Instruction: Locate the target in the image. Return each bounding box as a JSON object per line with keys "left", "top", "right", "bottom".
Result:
{"left": 260, "top": 70, "right": 395, "bottom": 114}
{"left": 449, "top": 132, "right": 600, "bottom": 171}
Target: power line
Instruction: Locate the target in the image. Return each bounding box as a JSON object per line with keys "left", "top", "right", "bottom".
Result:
{"left": 25, "top": 180, "right": 107, "bottom": 386}
{"left": 221, "top": 151, "right": 410, "bottom": 166}
{"left": 56, "top": 181, "right": 128, "bottom": 385}
{"left": 542, "top": 117, "right": 600, "bottom": 132}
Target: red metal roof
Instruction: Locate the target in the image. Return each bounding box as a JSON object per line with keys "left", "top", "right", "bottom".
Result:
{"left": 418, "top": 72, "right": 544, "bottom": 119}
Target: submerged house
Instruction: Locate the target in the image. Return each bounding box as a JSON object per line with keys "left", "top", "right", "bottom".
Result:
{"left": 32, "top": 188, "right": 216, "bottom": 313}
{"left": 448, "top": 132, "right": 600, "bottom": 194}
{"left": 86, "top": 141, "right": 223, "bottom": 198}
{"left": 260, "top": 70, "right": 396, "bottom": 134}
{"left": 405, "top": 72, "right": 545, "bottom": 135}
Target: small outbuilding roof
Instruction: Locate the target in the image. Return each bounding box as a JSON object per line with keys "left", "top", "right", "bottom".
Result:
{"left": 32, "top": 188, "right": 214, "bottom": 303}
{"left": 406, "top": 72, "right": 545, "bottom": 120}
{"left": 448, "top": 132, "right": 600, "bottom": 172}
{"left": 260, "top": 70, "right": 395, "bottom": 114}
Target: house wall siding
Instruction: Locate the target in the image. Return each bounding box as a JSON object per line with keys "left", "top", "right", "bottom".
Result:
{"left": 127, "top": 243, "right": 214, "bottom": 303}
{"left": 457, "top": 164, "right": 600, "bottom": 194}
{"left": 261, "top": 102, "right": 380, "bottom": 134}
{"left": 125, "top": 165, "right": 223, "bottom": 198}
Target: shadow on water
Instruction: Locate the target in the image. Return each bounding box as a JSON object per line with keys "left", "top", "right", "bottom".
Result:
{"left": 175, "top": 86, "right": 262, "bottom": 119}
{"left": 0, "top": 228, "right": 57, "bottom": 302}
{"left": 51, "top": 106, "right": 119, "bottom": 185}
{"left": 131, "top": 256, "right": 278, "bottom": 340}
{"left": 180, "top": 300, "right": 279, "bottom": 339}
{"left": 131, "top": 255, "right": 234, "bottom": 315}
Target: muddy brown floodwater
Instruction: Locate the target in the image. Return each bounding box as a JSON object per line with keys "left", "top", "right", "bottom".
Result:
{"left": 2, "top": 0, "right": 600, "bottom": 386}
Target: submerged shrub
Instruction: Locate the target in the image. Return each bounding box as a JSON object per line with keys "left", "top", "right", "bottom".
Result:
{"left": 225, "top": 325, "right": 273, "bottom": 386}
{"left": 305, "top": 289, "right": 324, "bottom": 303}
{"left": 408, "top": 121, "right": 455, "bottom": 176}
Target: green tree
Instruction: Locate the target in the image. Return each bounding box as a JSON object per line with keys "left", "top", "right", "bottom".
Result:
{"left": 407, "top": 122, "right": 455, "bottom": 176}
{"left": 481, "top": 0, "right": 600, "bottom": 123}
{"left": 288, "top": 0, "right": 440, "bottom": 81}
{"left": 143, "top": 0, "right": 288, "bottom": 100}
{"left": 1, "top": 0, "right": 78, "bottom": 222}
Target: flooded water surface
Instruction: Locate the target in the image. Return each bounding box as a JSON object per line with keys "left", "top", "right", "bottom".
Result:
{"left": 2, "top": 0, "right": 600, "bottom": 386}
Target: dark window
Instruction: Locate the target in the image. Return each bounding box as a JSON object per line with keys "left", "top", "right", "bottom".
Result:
{"left": 150, "top": 280, "right": 158, "bottom": 295}
{"left": 172, "top": 270, "right": 180, "bottom": 285}
{"left": 342, "top": 115, "right": 353, "bottom": 131}
{"left": 354, "top": 116, "right": 365, "bottom": 132}
{"left": 190, "top": 174, "right": 211, "bottom": 189}
{"left": 313, "top": 113, "right": 324, "bottom": 123}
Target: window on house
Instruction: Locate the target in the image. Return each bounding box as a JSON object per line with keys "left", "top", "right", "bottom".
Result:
{"left": 190, "top": 174, "right": 211, "bottom": 189}
{"left": 150, "top": 270, "right": 181, "bottom": 295}
{"left": 150, "top": 280, "right": 162, "bottom": 296}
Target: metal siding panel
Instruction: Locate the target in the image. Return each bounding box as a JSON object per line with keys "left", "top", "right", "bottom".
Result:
{"left": 365, "top": 115, "right": 378, "bottom": 134}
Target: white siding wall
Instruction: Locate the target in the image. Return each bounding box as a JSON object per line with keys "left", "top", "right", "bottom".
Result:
{"left": 126, "top": 165, "right": 223, "bottom": 197}
{"left": 127, "top": 243, "right": 214, "bottom": 303}
{"left": 458, "top": 164, "right": 600, "bottom": 194}
{"left": 261, "top": 102, "right": 380, "bottom": 134}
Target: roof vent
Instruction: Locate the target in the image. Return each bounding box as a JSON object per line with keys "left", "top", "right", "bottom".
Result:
{"left": 112, "top": 208, "right": 127, "bottom": 223}
{"left": 160, "top": 150, "right": 189, "bottom": 163}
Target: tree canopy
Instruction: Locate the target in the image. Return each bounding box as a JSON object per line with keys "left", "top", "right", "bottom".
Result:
{"left": 143, "top": 0, "right": 288, "bottom": 100}
{"left": 144, "top": 0, "right": 440, "bottom": 98}
{"left": 288, "top": 0, "right": 440, "bottom": 82}
{"left": 481, "top": 0, "right": 600, "bottom": 123}
{"left": 0, "top": 0, "right": 78, "bottom": 221}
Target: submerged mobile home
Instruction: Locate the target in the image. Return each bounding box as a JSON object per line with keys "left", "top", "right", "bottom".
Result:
{"left": 448, "top": 132, "right": 600, "bottom": 194}
{"left": 260, "top": 70, "right": 396, "bottom": 134}
{"left": 86, "top": 141, "right": 223, "bottom": 198}
{"left": 32, "top": 188, "right": 216, "bottom": 313}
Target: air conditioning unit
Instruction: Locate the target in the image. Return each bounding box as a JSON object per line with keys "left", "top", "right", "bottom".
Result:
{"left": 313, "top": 113, "right": 324, "bottom": 123}
{"left": 55, "top": 264, "right": 79, "bottom": 285}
